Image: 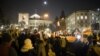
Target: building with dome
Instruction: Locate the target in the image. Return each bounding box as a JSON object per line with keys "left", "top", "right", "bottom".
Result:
{"left": 29, "top": 13, "right": 52, "bottom": 30}
{"left": 18, "top": 13, "right": 53, "bottom": 30}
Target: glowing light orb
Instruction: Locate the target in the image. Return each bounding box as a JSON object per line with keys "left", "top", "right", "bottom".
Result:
{"left": 44, "top": 13, "right": 49, "bottom": 18}
{"left": 43, "top": 1, "right": 47, "bottom": 5}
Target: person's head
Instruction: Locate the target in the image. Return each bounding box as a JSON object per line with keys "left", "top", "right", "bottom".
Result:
{"left": 1, "top": 32, "right": 12, "bottom": 44}
{"left": 21, "top": 38, "right": 34, "bottom": 52}
{"left": 24, "top": 38, "right": 32, "bottom": 45}
{"left": 34, "top": 29, "right": 38, "bottom": 34}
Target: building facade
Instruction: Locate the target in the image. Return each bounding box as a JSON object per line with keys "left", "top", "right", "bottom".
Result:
{"left": 66, "top": 10, "right": 90, "bottom": 32}
{"left": 65, "top": 9, "right": 100, "bottom": 32}
{"left": 89, "top": 9, "right": 100, "bottom": 31}
{"left": 18, "top": 13, "right": 53, "bottom": 30}
{"left": 18, "top": 13, "right": 29, "bottom": 28}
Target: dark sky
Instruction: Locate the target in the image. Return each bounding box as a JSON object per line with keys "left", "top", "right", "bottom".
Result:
{"left": 0, "top": 0, "right": 100, "bottom": 22}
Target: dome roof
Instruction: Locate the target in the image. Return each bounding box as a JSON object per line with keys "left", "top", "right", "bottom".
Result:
{"left": 30, "top": 13, "right": 41, "bottom": 19}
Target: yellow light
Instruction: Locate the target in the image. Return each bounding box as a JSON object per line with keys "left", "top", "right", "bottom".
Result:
{"left": 82, "top": 27, "right": 92, "bottom": 36}
{"left": 66, "top": 36, "right": 77, "bottom": 43}
{"left": 44, "top": 13, "right": 49, "bottom": 19}
{"left": 57, "top": 21, "right": 60, "bottom": 26}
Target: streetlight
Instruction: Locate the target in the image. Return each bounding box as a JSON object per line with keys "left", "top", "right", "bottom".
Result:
{"left": 43, "top": 13, "right": 49, "bottom": 19}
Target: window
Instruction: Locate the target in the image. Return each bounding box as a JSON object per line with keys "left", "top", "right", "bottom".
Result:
{"left": 92, "top": 13, "right": 94, "bottom": 16}
{"left": 81, "top": 16, "right": 83, "bottom": 19}
{"left": 92, "top": 17, "right": 94, "bottom": 20}
{"left": 96, "top": 18, "right": 98, "bottom": 21}
{"left": 77, "top": 16, "right": 79, "bottom": 20}
{"left": 85, "top": 16, "right": 87, "bottom": 19}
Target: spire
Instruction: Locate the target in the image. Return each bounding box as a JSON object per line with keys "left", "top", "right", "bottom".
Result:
{"left": 60, "top": 10, "right": 65, "bottom": 19}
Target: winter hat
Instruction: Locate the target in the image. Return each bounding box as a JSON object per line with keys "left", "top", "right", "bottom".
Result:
{"left": 21, "top": 38, "right": 34, "bottom": 52}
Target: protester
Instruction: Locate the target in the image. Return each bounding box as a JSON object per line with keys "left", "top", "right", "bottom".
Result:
{"left": 0, "top": 32, "right": 18, "bottom": 56}
{"left": 20, "top": 38, "right": 35, "bottom": 56}
{"left": 0, "top": 26, "right": 100, "bottom": 56}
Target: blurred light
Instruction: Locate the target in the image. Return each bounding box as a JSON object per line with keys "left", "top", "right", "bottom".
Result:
{"left": 47, "top": 33, "right": 51, "bottom": 37}
{"left": 59, "top": 30, "right": 63, "bottom": 35}
{"left": 82, "top": 27, "right": 92, "bottom": 36}
{"left": 46, "top": 28, "right": 49, "bottom": 31}
{"left": 20, "top": 28, "right": 24, "bottom": 31}
{"left": 85, "top": 16, "right": 87, "bottom": 19}
{"left": 45, "top": 28, "right": 51, "bottom": 33}
{"left": 0, "top": 25, "right": 4, "bottom": 29}
{"left": 96, "top": 18, "right": 98, "bottom": 21}
{"left": 44, "top": 28, "right": 51, "bottom": 37}
{"left": 97, "top": 8, "right": 100, "bottom": 11}
{"left": 57, "top": 21, "right": 60, "bottom": 26}
{"left": 44, "top": 13, "right": 49, "bottom": 19}
{"left": 81, "top": 16, "right": 83, "bottom": 19}
{"left": 30, "top": 13, "right": 41, "bottom": 18}
{"left": 66, "top": 36, "right": 77, "bottom": 43}
{"left": 61, "top": 18, "right": 64, "bottom": 20}
{"left": 92, "top": 17, "right": 94, "bottom": 20}
{"left": 43, "top": 1, "right": 47, "bottom": 5}
{"left": 97, "top": 42, "right": 100, "bottom": 45}
{"left": 16, "top": 27, "right": 19, "bottom": 29}
{"left": 77, "top": 16, "right": 79, "bottom": 20}
{"left": 24, "top": 26, "right": 28, "bottom": 29}
{"left": 92, "top": 13, "right": 94, "bottom": 16}
{"left": 76, "top": 35, "right": 81, "bottom": 40}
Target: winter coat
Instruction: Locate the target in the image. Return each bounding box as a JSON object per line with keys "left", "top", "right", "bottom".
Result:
{"left": 0, "top": 44, "right": 18, "bottom": 56}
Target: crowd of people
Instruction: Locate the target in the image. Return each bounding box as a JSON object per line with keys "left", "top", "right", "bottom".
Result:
{"left": 0, "top": 27, "right": 100, "bottom": 56}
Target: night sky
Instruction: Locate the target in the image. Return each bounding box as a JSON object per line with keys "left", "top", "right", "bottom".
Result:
{"left": 0, "top": 0, "right": 100, "bottom": 23}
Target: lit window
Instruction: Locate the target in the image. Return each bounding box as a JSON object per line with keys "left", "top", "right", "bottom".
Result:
{"left": 57, "top": 21, "right": 60, "bottom": 26}
{"left": 61, "top": 18, "right": 64, "bottom": 20}
{"left": 92, "top": 13, "right": 94, "bottom": 16}
{"left": 77, "top": 16, "right": 79, "bottom": 20}
{"left": 96, "top": 18, "right": 98, "bottom": 20}
{"left": 85, "top": 16, "right": 87, "bottom": 19}
{"left": 92, "top": 17, "right": 94, "bottom": 20}
{"left": 81, "top": 16, "right": 83, "bottom": 19}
